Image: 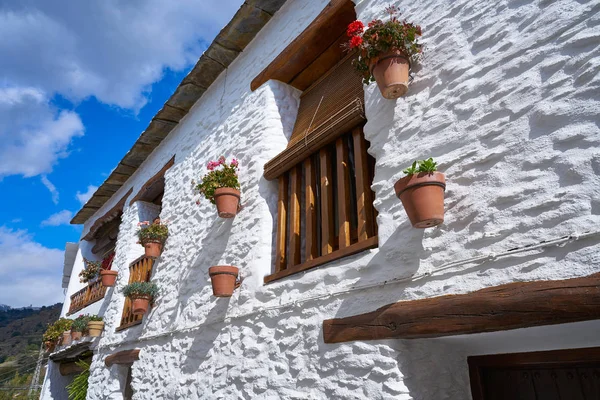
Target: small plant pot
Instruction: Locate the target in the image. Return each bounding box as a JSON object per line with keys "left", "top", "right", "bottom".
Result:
{"left": 143, "top": 241, "right": 162, "bottom": 257}
{"left": 208, "top": 266, "right": 239, "bottom": 297}
{"left": 45, "top": 341, "right": 56, "bottom": 353}
{"left": 131, "top": 295, "right": 152, "bottom": 315}
{"left": 370, "top": 50, "right": 411, "bottom": 99}
{"left": 100, "top": 270, "right": 118, "bottom": 287}
{"left": 87, "top": 321, "right": 105, "bottom": 337}
{"left": 71, "top": 331, "right": 82, "bottom": 341}
{"left": 214, "top": 188, "right": 240, "bottom": 218}
{"left": 62, "top": 331, "right": 72, "bottom": 346}
{"left": 394, "top": 172, "right": 446, "bottom": 228}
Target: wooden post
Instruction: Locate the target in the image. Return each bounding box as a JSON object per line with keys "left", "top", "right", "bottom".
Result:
{"left": 319, "top": 148, "right": 335, "bottom": 255}
{"left": 336, "top": 137, "right": 351, "bottom": 249}
{"left": 288, "top": 166, "right": 302, "bottom": 267}
{"left": 275, "top": 174, "right": 289, "bottom": 272}
{"left": 304, "top": 158, "right": 318, "bottom": 261}
{"left": 323, "top": 273, "right": 600, "bottom": 343}
{"left": 352, "top": 127, "right": 374, "bottom": 241}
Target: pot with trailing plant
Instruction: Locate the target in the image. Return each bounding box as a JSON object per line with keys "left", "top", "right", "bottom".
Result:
{"left": 71, "top": 315, "right": 88, "bottom": 341}
{"left": 208, "top": 266, "right": 240, "bottom": 297}
{"left": 137, "top": 219, "right": 168, "bottom": 257}
{"left": 43, "top": 318, "right": 73, "bottom": 352}
{"left": 87, "top": 315, "right": 104, "bottom": 337}
{"left": 394, "top": 158, "right": 446, "bottom": 228}
{"left": 194, "top": 156, "right": 241, "bottom": 218}
{"left": 79, "top": 259, "right": 101, "bottom": 285}
{"left": 122, "top": 281, "right": 159, "bottom": 315}
{"left": 99, "top": 252, "right": 118, "bottom": 287}
{"left": 346, "top": 6, "right": 423, "bottom": 99}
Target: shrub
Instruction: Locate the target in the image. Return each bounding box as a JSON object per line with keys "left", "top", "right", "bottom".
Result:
{"left": 79, "top": 259, "right": 101, "bottom": 283}
{"left": 71, "top": 315, "right": 89, "bottom": 333}
{"left": 43, "top": 318, "right": 74, "bottom": 342}
{"left": 122, "top": 281, "right": 159, "bottom": 299}
{"left": 194, "top": 156, "right": 240, "bottom": 204}
{"left": 137, "top": 220, "right": 168, "bottom": 245}
{"left": 88, "top": 315, "right": 103, "bottom": 322}
{"left": 66, "top": 360, "right": 90, "bottom": 400}
{"left": 346, "top": 6, "right": 423, "bottom": 84}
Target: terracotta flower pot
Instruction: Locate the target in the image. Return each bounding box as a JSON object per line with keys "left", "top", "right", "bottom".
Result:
{"left": 71, "top": 331, "right": 82, "bottom": 341}
{"left": 100, "top": 270, "right": 118, "bottom": 287}
{"left": 370, "top": 50, "right": 411, "bottom": 99}
{"left": 87, "top": 321, "right": 105, "bottom": 337}
{"left": 394, "top": 172, "right": 446, "bottom": 228}
{"left": 208, "top": 266, "right": 239, "bottom": 297}
{"left": 62, "top": 331, "right": 72, "bottom": 346}
{"left": 131, "top": 295, "right": 152, "bottom": 315}
{"left": 45, "top": 341, "right": 56, "bottom": 353}
{"left": 143, "top": 241, "right": 162, "bottom": 257}
{"left": 214, "top": 188, "right": 240, "bottom": 218}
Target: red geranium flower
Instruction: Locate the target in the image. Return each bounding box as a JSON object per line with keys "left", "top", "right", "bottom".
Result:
{"left": 346, "top": 20, "right": 364, "bottom": 37}
{"left": 349, "top": 35, "right": 363, "bottom": 48}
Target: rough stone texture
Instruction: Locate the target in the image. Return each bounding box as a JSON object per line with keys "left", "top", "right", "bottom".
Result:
{"left": 44, "top": 0, "right": 600, "bottom": 399}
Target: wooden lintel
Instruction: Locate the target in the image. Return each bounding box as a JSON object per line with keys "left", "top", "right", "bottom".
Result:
{"left": 129, "top": 156, "right": 175, "bottom": 205}
{"left": 81, "top": 188, "right": 133, "bottom": 241}
{"left": 105, "top": 349, "right": 140, "bottom": 367}
{"left": 59, "top": 357, "right": 92, "bottom": 376}
{"left": 323, "top": 273, "right": 600, "bottom": 343}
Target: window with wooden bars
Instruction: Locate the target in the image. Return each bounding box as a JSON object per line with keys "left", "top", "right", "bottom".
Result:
{"left": 116, "top": 256, "right": 155, "bottom": 331}
{"left": 264, "top": 54, "right": 378, "bottom": 283}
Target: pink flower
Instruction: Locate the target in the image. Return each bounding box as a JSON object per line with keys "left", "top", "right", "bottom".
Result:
{"left": 218, "top": 156, "right": 226, "bottom": 165}
{"left": 231, "top": 158, "right": 239, "bottom": 167}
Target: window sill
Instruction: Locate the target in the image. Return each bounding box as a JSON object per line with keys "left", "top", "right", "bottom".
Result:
{"left": 264, "top": 236, "right": 378, "bottom": 284}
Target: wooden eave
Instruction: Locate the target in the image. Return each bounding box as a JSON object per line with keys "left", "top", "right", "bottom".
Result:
{"left": 71, "top": 0, "right": 288, "bottom": 225}
{"left": 323, "top": 272, "right": 600, "bottom": 343}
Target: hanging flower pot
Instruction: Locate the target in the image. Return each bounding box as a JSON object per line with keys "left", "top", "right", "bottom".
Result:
{"left": 62, "top": 331, "right": 72, "bottom": 346}
{"left": 394, "top": 158, "right": 445, "bottom": 228}
{"left": 194, "top": 156, "right": 241, "bottom": 218}
{"left": 208, "top": 266, "right": 239, "bottom": 297}
{"left": 214, "top": 188, "right": 241, "bottom": 218}
{"left": 345, "top": 8, "right": 423, "bottom": 99}
{"left": 137, "top": 219, "right": 168, "bottom": 257}
{"left": 370, "top": 50, "right": 411, "bottom": 99}
{"left": 122, "top": 281, "right": 159, "bottom": 316}
{"left": 100, "top": 270, "right": 118, "bottom": 287}
{"left": 87, "top": 317, "right": 104, "bottom": 337}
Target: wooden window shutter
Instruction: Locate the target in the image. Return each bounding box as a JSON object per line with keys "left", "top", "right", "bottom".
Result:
{"left": 264, "top": 54, "right": 365, "bottom": 180}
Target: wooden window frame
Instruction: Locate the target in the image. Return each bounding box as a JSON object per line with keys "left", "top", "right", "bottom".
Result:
{"left": 468, "top": 347, "right": 600, "bottom": 400}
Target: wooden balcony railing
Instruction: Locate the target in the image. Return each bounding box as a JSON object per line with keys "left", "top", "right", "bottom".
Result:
{"left": 116, "top": 256, "right": 155, "bottom": 331}
{"left": 67, "top": 280, "right": 107, "bottom": 315}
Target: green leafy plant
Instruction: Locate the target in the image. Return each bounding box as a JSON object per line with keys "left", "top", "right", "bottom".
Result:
{"left": 137, "top": 220, "right": 169, "bottom": 245}
{"left": 88, "top": 315, "right": 103, "bottom": 322}
{"left": 66, "top": 360, "right": 90, "bottom": 400}
{"left": 71, "top": 315, "right": 89, "bottom": 333}
{"left": 194, "top": 156, "right": 240, "bottom": 204}
{"left": 403, "top": 158, "right": 438, "bottom": 176}
{"left": 79, "top": 259, "right": 101, "bottom": 283}
{"left": 43, "top": 318, "right": 74, "bottom": 342}
{"left": 122, "top": 281, "right": 159, "bottom": 299}
{"left": 346, "top": 6, "right": 423, "bottom": 84}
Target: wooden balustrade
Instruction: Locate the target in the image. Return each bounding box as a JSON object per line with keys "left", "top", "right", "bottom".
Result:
{"left": 116, "top": 256, "right": 155, "bottom": 331}
{"left": 67, "top": 280, "right": 107, "bottom": 315}
{"left": 265, "top": 126, "right": 378, "bottom": 283}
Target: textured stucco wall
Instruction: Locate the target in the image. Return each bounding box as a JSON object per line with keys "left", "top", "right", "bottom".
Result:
{"left": 42, "top": 0, "right": 600, "bottom": 398}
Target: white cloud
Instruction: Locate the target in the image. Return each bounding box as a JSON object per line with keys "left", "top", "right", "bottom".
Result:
{"left": 0, "top": 227, "right": 64, "bottom": 307}
{"left": 76, "top": 185, "right": 98, "bottom": 205}
{"left": 41, "top": 210, "right": 73, "bottom": 227}
{"left": 41, "top": 175, "right": 59, "bottom": 204}
{"left": 0, "top": 0, "right": 245, "bottom": 110}
{"left": 0, "top": 87, "right": 84, "bottom": 178}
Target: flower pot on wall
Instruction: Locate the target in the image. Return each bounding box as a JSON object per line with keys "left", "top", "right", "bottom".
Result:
{"left": 208, "top": 266, "right": 239, "bottom": 297}
{"left": 370, "top": 50, "right": 410, "bottom": 99}
{"left": 87, "top": 321, "right": 105, "bottom": 337}
{"left": 71, "top": 331, "right": 82, "bottom": 341}
{"left": 100, "top": 270, "right": 118, "bottom": 287}
{"left": 45, "top": 341, "right": 56, "bottom": 353}
{"left": 143, "top": 241, "right": 162, "bottom": 257}
{"left": 214, "top": 188, "right": 240, "bottom": 218}
{"left": 62, "top": 331, "right": 72, "bottom": 346}
{"left": 131, "top": 295, "right": 152, "bottom": 315}
{"left": 394, "top": 172, "right": 446, "bottom": 228}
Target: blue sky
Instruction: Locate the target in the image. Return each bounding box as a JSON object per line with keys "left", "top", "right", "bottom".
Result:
{"left": 0, "top": 0, "right": 244, "bottom": 307}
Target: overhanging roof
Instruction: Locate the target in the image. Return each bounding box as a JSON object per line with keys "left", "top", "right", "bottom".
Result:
{"left": 71, "top": 0, "right": 288, "bottom": 225}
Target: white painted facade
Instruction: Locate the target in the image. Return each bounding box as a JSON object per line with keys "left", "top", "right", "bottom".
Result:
{"left": 42, "top": 0, "right": 600, "bottom": 398}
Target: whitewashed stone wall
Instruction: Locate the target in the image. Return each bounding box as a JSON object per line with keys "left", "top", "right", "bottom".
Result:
{"left": 43, "top": 0, "right": 600, "bottom": 398}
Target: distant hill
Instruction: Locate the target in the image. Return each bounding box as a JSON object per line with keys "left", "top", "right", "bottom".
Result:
{"left": 0, "top": 303, "right": 62, "bottom": 365}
